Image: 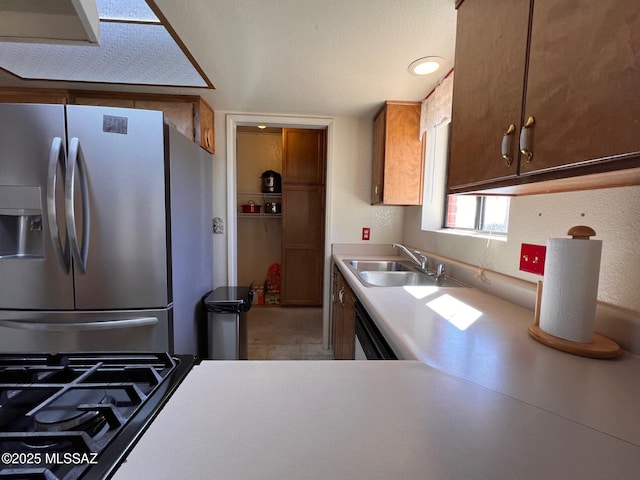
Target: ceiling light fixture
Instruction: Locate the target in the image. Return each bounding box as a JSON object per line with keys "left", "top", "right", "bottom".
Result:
{"left": 257, "top": 125, "right": 267, "bottom": 129}
{"left": 408, "top": 56, "right": 443, "bottom": 76}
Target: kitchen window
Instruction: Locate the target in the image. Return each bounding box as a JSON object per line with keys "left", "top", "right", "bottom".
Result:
{"left": 419, "top": 70, "right": 511, "bottom": 235}
{"left": 445, "top": 195, "right": 510, "bottom": 234}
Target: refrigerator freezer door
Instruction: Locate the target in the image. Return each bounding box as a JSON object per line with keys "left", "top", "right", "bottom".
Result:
{"left": 0, "top": 104, "right": 75, "bottom": 310}
{"left": 65, "top": 106, "right": 169, "bottom": 310}
{"left": 0, "top": 308, "right": 171, "bottom": 352}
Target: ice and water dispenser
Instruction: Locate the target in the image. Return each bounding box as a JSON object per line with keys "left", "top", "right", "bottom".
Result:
{"left": 0, "top": 186, "right": 44, "bottom": 259}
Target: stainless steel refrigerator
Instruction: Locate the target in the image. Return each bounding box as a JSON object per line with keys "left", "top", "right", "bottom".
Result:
{"left": 0, "top": 103, "right": 212, "bottom": 354}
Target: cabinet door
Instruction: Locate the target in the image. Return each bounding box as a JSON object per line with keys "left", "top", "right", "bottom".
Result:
{"left": 380, "top": 102, "right": 423, "bottom": 205}
{"left": 521, "top": 0, "right": 640, "bottom": 175}
{"left": 282, "top": 128, "right": 326, "bottom": 185}
{"left": 448, "top": 0, "right": 530, "bottom": 191}
{"left": 332, "top": 268, "right": 355, "bottom": 360}
{"left": 331, "top": 266, "right": 341, "bottom": 355}
{"left": 371, "top": 108, "right": 386, "bottom": 204}
{"left": 340, "top": 285, "right": 356, "bottom": 360}
{"left": 281, "top": 185, "right": 324, "bottom": 306}
{"left": 196, "top": 98, "right": 215, "bottom": 154}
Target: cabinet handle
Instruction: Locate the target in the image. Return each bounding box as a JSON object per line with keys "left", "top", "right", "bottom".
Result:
{"left": 501, "top": 123, "right": 516, "bottom": 167}
{"left": 338, "top": 287, "right": 345, "bottom": 305}
{"left": 519, "top": 116, "right": 535, "bottom": 163}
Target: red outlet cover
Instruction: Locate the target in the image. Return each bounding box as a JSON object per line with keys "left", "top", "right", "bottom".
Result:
{"left": 362, "top": 227, "right": 370, "bottom": 241}
{"left": 519, "top": 243, "right": 546, "bottom": 275}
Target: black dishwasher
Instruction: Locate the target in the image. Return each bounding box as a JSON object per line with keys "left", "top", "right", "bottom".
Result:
{"left": 354, "top": 300, "right": 397, "bottom": 360}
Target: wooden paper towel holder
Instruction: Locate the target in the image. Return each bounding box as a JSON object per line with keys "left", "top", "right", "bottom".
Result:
{"left": 529, "top": 274, "right": 622, "bottom": 360}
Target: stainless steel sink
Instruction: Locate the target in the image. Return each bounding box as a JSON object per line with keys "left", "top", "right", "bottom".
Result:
{"left": 347, "top": 260, "right": 413, "bottom": 272}
{"left": 344, "top": 259, "right": 467, "bottom": 288}
{"left": 358, "top": 271, "right": 466, "bottom": 288}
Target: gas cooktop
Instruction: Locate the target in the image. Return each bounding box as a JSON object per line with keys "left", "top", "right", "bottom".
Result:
{"left": 0, "top": 352, "right": 194, "bottom": 480}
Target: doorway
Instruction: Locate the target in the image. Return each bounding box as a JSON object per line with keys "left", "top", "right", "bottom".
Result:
{"left": 226, "top": 114, "right": 334, "bottom": 348}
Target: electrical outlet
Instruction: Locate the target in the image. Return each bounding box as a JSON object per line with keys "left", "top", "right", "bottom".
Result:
{"left": 519, "top": 243, "right": 546, "bottom": 275}
{"left": 362, "top": 227, "right": 370, "bottom": 241}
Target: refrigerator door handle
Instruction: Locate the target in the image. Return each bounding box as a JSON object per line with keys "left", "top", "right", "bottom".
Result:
{"left": 66, "top": 137, "right": 91, "bottom": 274}
{"left": 0, "top": 317, "right": 159, "bottom": 332}
{"left": 47, "top": 137, "right": 71, "bottom": 273}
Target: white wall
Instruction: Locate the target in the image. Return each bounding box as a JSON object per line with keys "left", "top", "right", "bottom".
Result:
{"left": 403, "top": 185, "right": 640, "bottom": 313}
{"left": 328, "top": 116, "right": 404, "bottom": 245}
{"left": 211, "top": 110, "right": 229, "bottom": 290}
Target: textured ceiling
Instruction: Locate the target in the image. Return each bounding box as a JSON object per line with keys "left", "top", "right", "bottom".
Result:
{"left": 0, "top": 0, "right": 458, "bottom": 118}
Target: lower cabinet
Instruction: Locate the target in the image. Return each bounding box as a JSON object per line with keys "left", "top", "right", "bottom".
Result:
{"left": 331, "top": 266, "right": 355, "bottom": 360}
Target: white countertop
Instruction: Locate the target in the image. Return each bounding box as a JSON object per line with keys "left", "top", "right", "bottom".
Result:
{"left": 113, "top": 361, "right": 640, "bottom": 480}
{"left": 112, "top": 253, "right": 640, "bottom": 479}
{"left": 333, "top": 253, "right": 640, "bottom": 447}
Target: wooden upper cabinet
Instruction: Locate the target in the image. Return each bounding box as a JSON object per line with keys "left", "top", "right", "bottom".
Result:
{"left": 371, "top": 108, "right": 386, "bottom": 204}
{"left": 0, "top": 88, "right": 68, "bottom": 104}
{"left": 521, "top": 0, "right": 640, "bottom": 175}
{"left": 1, "top": 88, "right": 215, "bottom": 154}
{"left": 195, "top": 98, "right": 215, "bottom": 154}
{"left": 135, "top": 99, "right": 195, "bottom": 141}
{"left": 282, "top": 128, "right": 326, "bottom": 185}
{"left": 71, "top": 96, "right": 135, "bottom": 108}
{"left": 449, "top": 0, "right": 640, "bottom": 194}
{"left": 371, "top": 101, "right": 424, "bottom": 205}
{"left": 448, "top": 0, "right": 529, "bottom": 190}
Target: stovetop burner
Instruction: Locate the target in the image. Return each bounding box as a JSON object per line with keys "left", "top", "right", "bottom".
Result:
{"left": 34, "top": 389, "right": 109, "bottom": 433}
{"left": 0, "top": 352, "right": 194, "bottom": 480}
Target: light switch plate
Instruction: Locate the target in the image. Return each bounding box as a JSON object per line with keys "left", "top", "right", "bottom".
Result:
{"left": 519, "top": 243, "right": 546, "bottom": 275}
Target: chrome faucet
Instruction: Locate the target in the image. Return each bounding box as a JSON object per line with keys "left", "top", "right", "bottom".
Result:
{"left": 434, "top": 263, "right": 446, "bottom": 285}
{"left": 392, "top": 243, "right": 429, "bottom": 272}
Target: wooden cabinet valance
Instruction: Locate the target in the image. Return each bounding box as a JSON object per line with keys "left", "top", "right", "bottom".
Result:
{"left": 0, "top": 87, "right": 215, "bottom": 154}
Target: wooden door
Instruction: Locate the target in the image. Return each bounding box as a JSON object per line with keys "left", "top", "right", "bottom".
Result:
{"left": 448, "top": 0, "right": 530, "bottom": 191}
{"left": 282, "top": 128, "right": 326, "bottom": 185}
{"left": 281, "top": 185, "right": 325, "bottom": 306}
{"left": 281, "top": 127, "right": 326, "bottom": 306}
{"left": 520, "top": 0, "right": 640, "bottom": 175}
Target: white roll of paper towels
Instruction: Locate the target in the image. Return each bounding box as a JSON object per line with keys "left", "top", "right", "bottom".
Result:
{"left": 539, "top": 226, "right": 602, "bottom": 343}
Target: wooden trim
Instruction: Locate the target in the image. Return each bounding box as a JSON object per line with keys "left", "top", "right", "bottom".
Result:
{"left": 145, "top": 0, "right": 215, "bottom": 89}
{"left": 0, "top": 66, "right": 210, "bottom": 90}
{"left": 100, "top": 19, "right": 161, "bottom": 26}
{"left": 67, "top": 89, "right": 201, "bottom": 104}
{"left": 450, "top": 166, "right": 640, "bottom": 196}
{"left": 0, "top": 87, "right": 69, "bottom": 104}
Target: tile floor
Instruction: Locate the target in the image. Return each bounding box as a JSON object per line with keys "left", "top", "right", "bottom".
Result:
{"left": 247, "top": 306, "right": 334, "bottom": 360}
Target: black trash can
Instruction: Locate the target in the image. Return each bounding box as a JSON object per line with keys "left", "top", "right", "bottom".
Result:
{"left": 204, "top": 287, "right": 253, "bottom": 360}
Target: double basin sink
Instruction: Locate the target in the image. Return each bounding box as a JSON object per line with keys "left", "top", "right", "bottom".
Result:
{"left": 344, "top": 259, "right": 466, "bottom": 288}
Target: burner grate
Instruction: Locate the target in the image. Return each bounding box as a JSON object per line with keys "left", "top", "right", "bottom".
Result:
{"left": 0, "top": 352, "right": 192, "bottom": 480}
